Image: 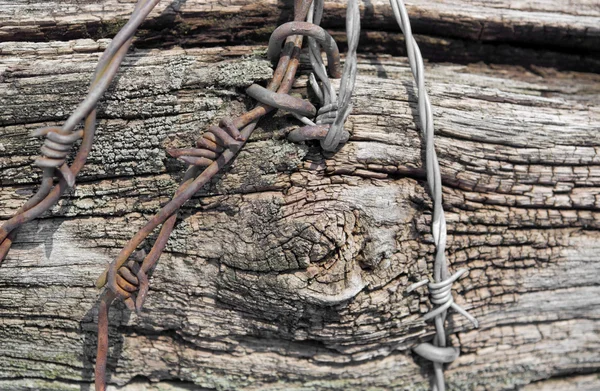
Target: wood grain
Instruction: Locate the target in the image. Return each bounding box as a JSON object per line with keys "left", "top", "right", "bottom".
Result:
{"left": 1, "top": 0, "right": 598, "bottom": 71}
{"left": 0, "top": 1, "right": 599, "bottom": 390}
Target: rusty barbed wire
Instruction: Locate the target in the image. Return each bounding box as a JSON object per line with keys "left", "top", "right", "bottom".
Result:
{"left": 0, "top": 0, "right": 482, "bottom": 389}
{"left": 93, "top": 0, "right": 365, "bottom": 387}
{"left": 94, "top": 0, "right": 317, "bottom": 295}
{"left": 93, "top": 0, "right": 352, "bottom": 388}
{"left": 0, "top": 0, "right": 480, "bottom": 389}
{"left": 0, "top": 0, "right": 162, "bottom": 263}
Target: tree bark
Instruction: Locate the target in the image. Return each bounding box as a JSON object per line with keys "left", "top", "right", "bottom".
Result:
{"left": 0, "top": 1, "right": 599, "bottom": 390}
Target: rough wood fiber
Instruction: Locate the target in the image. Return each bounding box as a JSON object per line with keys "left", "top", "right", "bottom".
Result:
{"left": 2, "top": 0, "right": 598, "bottom": 47}
{"left": 0, "top": 1, "right": 598, "bottom": 72}
{"left": 0, "top": 1, "right": 600, "bottom": 391}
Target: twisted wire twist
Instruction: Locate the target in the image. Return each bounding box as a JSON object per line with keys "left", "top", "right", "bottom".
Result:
{"left": 0, "top": 0, "right": 161, "bottom": 263}
{"left": 31, "top": 127, "right": 84, "bottom": 187}
{"left": 389, "top": 1, "right": 478, "bottom": 390}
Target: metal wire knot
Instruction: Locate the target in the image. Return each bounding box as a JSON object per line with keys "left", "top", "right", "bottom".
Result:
{"left": 31, "top": 126, "right": 83, "bottom": 187}
{"left": 286, "top": 0, "right": 360, "bottom": 151}
{"left": 286, "top": 102, "right": 351, "bottom": 144}
{"left": 167, "top": 117, "right": 245, "bottom": 167}
{"left": 407, "top": 268, "right": 478, "bottom": 327}
{"left": 245, "top": 13, "right": 345, "bottom": 143}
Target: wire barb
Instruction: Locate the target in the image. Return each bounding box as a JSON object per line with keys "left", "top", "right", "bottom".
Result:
{"left": 31, "top": 127, "right": 84, "bottom": 187}
{"left": 408, "top": 269, "right": 479, "bottom": 328}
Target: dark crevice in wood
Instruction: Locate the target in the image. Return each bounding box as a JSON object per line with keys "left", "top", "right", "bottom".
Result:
{"left": 520, "top": 367, "right": 600, "bottom": 387}
{"left": 1, "top": 8, "right": 598, "bottom": 74}
{"left": 133, "top": 27, "right": 600, "bottom": 74}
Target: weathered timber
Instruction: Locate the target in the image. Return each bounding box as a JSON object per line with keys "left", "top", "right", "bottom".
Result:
{"left": 0, "top": 1, "right": 600, "bottom": 390}
{"left": 0, "top": 0, "right": 599, "bottom": 72}
{"left": 0, "top": 39, "right": 599, "bottom": 390}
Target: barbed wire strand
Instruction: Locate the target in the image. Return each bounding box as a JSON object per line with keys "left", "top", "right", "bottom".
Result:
{"left": 94, "top": 0, "right": 351, "bottom": 294}
{"left": 0, "top": 0, "right": 162, "bottom": 263}
{"left": 95, "top": 32, "right": 311, "bottom": 292}
{"left": 94, "top": 1, "right": 317, "bottom": 388}
{"left": 388, "top": 1, "right": 479, "bottom": 390}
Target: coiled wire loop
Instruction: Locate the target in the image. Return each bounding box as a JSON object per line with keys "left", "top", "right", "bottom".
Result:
{"left": 267, "top": 21, "right": 342, "bottom": 78}
{"left": 31, "top": 127, "right": 84, "bottom": 187}
{"left": 106, "top": 251, "right": 149, "bottom": 312}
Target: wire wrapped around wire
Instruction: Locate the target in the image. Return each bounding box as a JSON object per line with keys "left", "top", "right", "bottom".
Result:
{"left": 0, "top": 0, "right": 162, "bottom": 263}
{"left": 245, "top": 7, "right": 343, "bottom": 127}
{"left": 287, "top": 0, "right": 360, "bottom": 151}
{"left": 388, "top": 1, "right": 479, "bottom": 390}
{"left": 31, "top": 127, "right": 84, "bottom": 187}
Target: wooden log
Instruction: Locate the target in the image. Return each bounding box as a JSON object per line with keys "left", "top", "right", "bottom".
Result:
{"left": 0, "top": 1, "right": 599, "bottom": 390}
{"left": 1, "top": 0, "right": 598, "bottom": 71}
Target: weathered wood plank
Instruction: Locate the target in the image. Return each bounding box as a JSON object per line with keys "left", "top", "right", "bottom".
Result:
{"left": 0, "top": 37, "right": 599, "bottom": 390}
{"left": 1, "top": 0, "right": 598, "bottom": 72}
{"left": 2, "top": 0, "right": 598, "bottom": 47}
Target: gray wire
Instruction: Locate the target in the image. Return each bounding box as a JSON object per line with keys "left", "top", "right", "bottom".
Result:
{"left": 320, "top": 0, "right": 359, "bottom": 151}
{"left": 307, "top": 0, "right": 335, "bottom": 107}
{"left": 305, "top": 0, "right": 359, "bottom": 151}
{"left": 388, "top": 1, "right": 478, "bottom": 390}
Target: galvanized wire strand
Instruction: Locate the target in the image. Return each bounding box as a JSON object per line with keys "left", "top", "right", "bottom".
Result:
{"left": 320, "top": 0, "right": 359, "bottom": 151}
{"left": 388, "top": 1, "right": 478, "bottom": 390}
{"left": 288, "top": 0, "right": 359, "bottom": 151}
{"left": 307, "top": 0, "right": 335, "bottom": 108}
{"left": 0, "top": 0, "right": 161, "bottom": 263}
